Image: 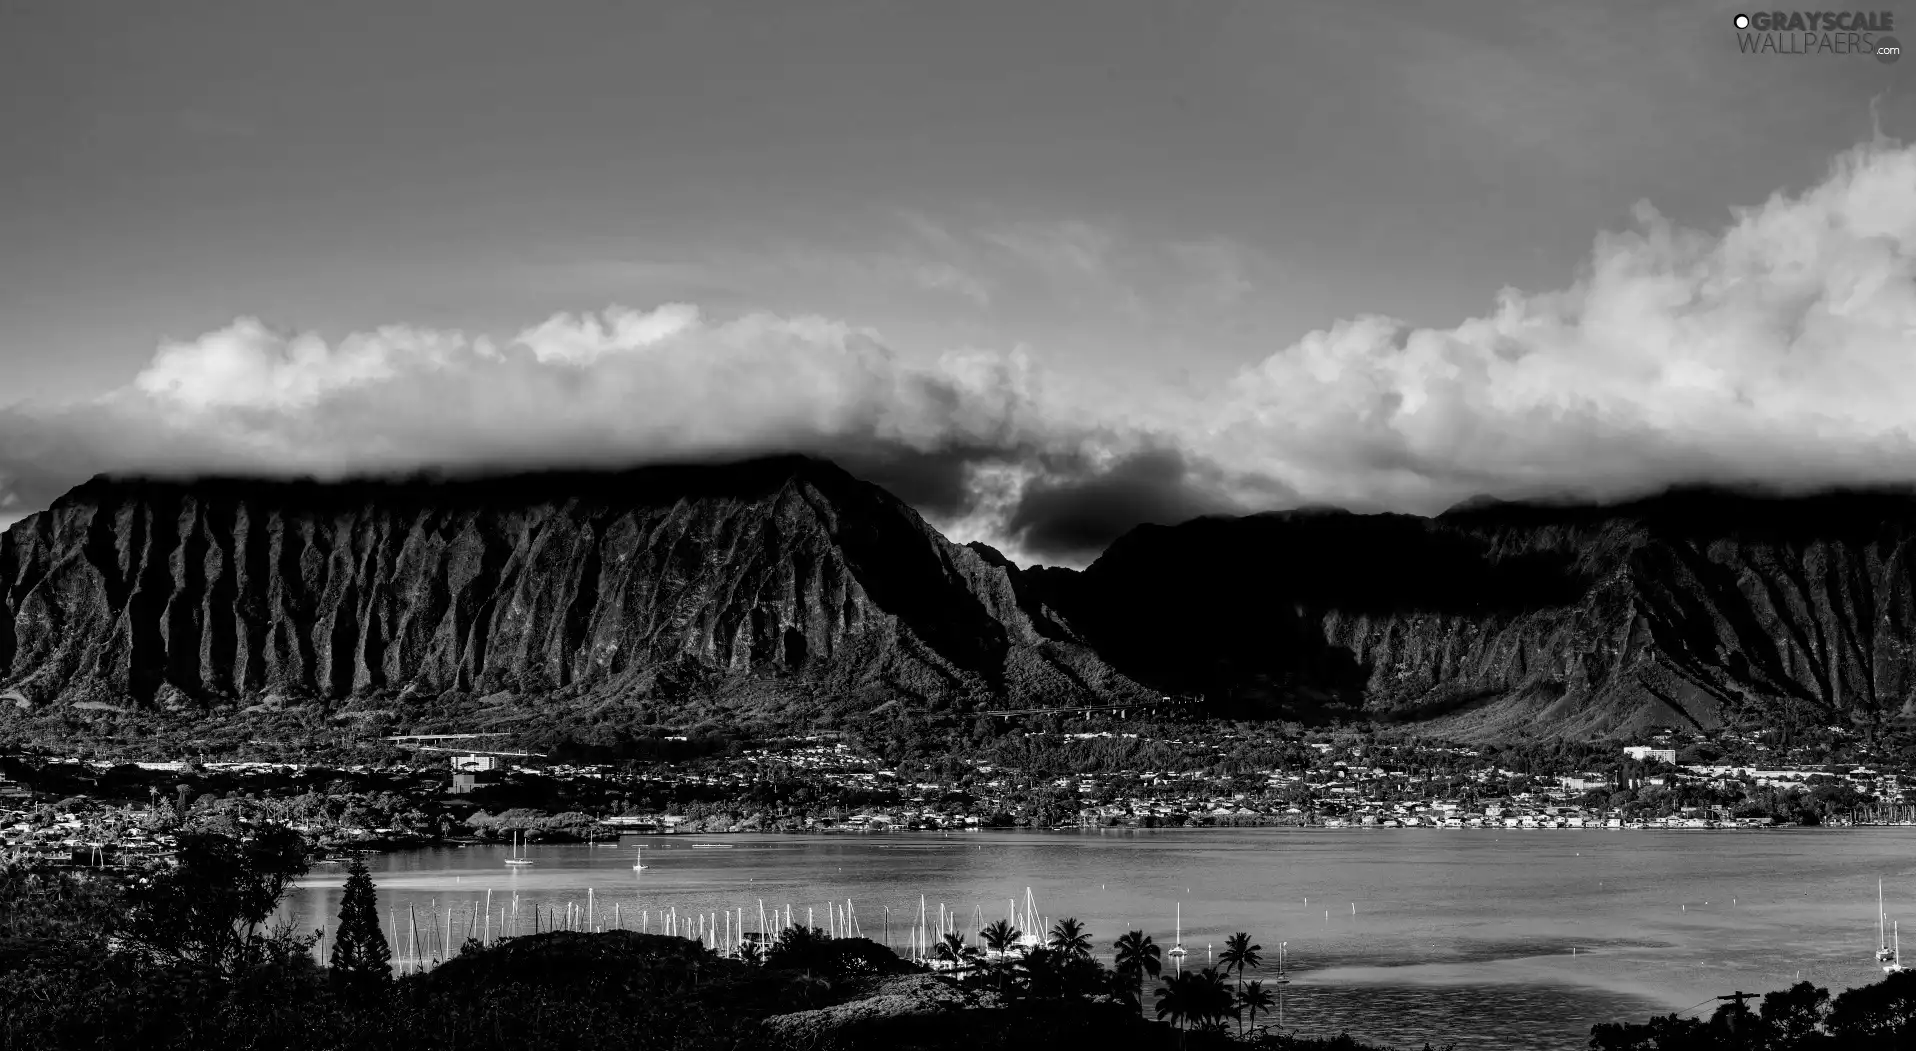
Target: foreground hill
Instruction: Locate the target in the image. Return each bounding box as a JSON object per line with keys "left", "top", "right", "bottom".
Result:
{"left": 0, "top": 457, "right": 1149, "bottom": 721}
{"left": 5, "top": 458, "right": 1916, "bottom": 738}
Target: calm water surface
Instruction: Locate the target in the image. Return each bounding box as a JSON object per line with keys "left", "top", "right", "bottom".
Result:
{"left": 283, "top": 828, "right": 1916, "bottom": 1050}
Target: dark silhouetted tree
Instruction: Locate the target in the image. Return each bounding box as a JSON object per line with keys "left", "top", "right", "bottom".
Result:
{"left": 123, "top": 825, "right": 309, "bottom": 975}
{"left": 328, "top": 859, "right": 390, "bottom": 988}
{"left": 1239, "top": 979, "right": 1276, "bottom": 1036}
{"left": 1113, "top": 930, "right": 1162, "bottom": 1017}
{"left": 1046, "top": 916, "right": 1091, "bottom": 959}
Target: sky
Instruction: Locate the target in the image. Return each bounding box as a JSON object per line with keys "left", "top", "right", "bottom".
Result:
{"left": 0, "top": 1, "right": 1911, "bottom": 565}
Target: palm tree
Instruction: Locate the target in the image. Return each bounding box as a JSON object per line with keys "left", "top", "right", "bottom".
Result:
{"left": 1218, "top": 931, "right": 1262, "bottom": 995}
{"left": 980, "top": 918, "right": 1021, "bottom": 958}
{"left": 1016, "top": 945, "right": 1069, "bottom": 998}
{"left": 934, "top": 931, "right": 980, "bottom": 967}
{"left": 1193, "top": 966, "right": 1236, "bottom": 1032}
{"left": 1238, "top": 979, "right": 1276, "bottom": 1037}
{"left": 1113, "top": 930, "right": 1162, "bottom": 1017}
{"left": 1155, "top": 971, "right": 1195, "bottom": 1042}
{"left": 1047, "top": 916, "right": 1092, "bottom": 959}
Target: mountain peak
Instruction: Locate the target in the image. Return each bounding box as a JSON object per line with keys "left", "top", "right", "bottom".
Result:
{"left": 11, "top": 466, "right": 1916, "bottom": 741}
{"left": 0, "top": 455, "right": 1148, "bottom": 721}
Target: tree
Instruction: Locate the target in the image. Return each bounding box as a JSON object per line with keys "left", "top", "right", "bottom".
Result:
{"left": 1014, "top": 945, "right": 1070, "bottom": 998}
{"left": 934, "top": 931, "right": 980, "bottom": 967}
{"left": 1218, "top": 931, "right": 1261, "bottom": 998}
{"left": 1047, "top": 916, "right": 1092, "bottom": 959}
{"left": 1191, "top": 966, "right": 1236, "bottom": 1032}
{"left": 1155, "top": 970, "right": 1195, "bottom": 1040}
{"left": 1760, "top": 980, "right": 1830, "bottom": 1045}
{"left": 764, "top": 927, "right": 900, "bottom": 980}
{"left": 1239, "top": 979, "right": 1276, "bottom": 1036}
{"left": 1113, "top": 930, "right": 1162, "bottom": 1017}
{"left": 1156, "top": 967, "right": 1233, "bottom": 1045}
{"left": 765, "top": 925, "right": 831, "bottom": 972}
{"left": 123, "top": 825, "right": 310, "bottom": 976}
{"left": 1829, "top": 968, "right": 1916, "bottom": 1045}
{"left": 980, "top": 918, "right": 1021, "bottom": 957}
{"left": 328, "top": 859, "right": 390, "bottom": 989}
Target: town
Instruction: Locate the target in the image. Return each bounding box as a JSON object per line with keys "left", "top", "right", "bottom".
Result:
{"left": 6, "top": 718, "right": 1915, "bottom": 868}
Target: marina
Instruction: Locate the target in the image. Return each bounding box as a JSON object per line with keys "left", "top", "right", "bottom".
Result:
{"left": 283, "top": 825, "right": 1916, "bottom": 1051}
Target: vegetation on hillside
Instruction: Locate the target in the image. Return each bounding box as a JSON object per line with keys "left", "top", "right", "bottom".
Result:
{"left": 1590, "top": 976, "right": 1916, "bottom": 1049}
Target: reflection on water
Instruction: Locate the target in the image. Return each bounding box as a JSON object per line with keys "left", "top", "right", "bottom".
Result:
{"left": 283, "top": 828, "right": 1916, "bottom": 1051}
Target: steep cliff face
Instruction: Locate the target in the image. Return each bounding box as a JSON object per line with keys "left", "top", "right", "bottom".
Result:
{"left": 0, "top": 457, "right": 1151, "bottom": 715}
{"left": 9, "top": 461, "right": 1916, "bottom": 738}
{"left": 1043, "top": 490, "right": 1916, "bottom": 736}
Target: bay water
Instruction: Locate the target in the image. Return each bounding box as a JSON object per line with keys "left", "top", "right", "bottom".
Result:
{"left": 283, "top": 827, "right": 1916, "bottom": 1050}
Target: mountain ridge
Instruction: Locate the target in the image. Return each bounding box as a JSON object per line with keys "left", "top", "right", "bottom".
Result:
{"left": 7, "top": 462, "right": 1916, "bottom": 739}
{"left": 1051, "top": 485, "right": 1916, "bottom": 738}
{"left": 0, "top": 457, "right": 1153, "bottom": 723}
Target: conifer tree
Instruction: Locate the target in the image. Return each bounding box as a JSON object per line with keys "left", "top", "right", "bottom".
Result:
{"left": 329, "top": 859, "right": 390, "bottom": 986}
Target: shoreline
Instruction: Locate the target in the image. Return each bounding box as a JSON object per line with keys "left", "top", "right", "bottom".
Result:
{"left": 307, "top": 819, "right": 1867, "bottom": 859}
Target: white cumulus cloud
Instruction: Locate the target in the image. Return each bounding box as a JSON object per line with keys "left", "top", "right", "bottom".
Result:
{"left": 4, "top": 138, "right": 1916, "bottom": 565}
{"left": 1206, "top": 138, "right": 1916, "bottom": 513}
{"left": 516, "top": 303, "right": 701, "bottom": 365}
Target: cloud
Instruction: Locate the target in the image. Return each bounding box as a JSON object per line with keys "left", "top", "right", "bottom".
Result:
{"left": 5, "top": 138, "right": 1916, "bottom": 568}
{"left": 515, "top": 303, "right": 700, "bottom": 365}
{"left": 63, "top": 308, "right": 1055, "bottom": 473}
{"left": 0, "top": 303, "right": 1189, "bottom": 565}
{"left": 980, "top": 220, "right": 1117, "bottom": 279}
{"left": 1205, "top": 137, "right": 1916, "bottom": 513}
{"left": 133, "top": 319, "right": 489, "bottom": 411}
{"left": 908, "top": 262, "right": 992, "bottom": 306}
{"left": 1002, "top": 446, "right": 1266, "bottom": 560}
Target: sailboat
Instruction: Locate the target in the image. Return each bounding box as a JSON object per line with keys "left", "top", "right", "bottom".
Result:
{"left": 1879, "top": 880, "right": 1896, "bottom": 964}
{"left": 504, "top": 830, "right": 533, "bottom": 867}
{"left": 1274, "top": 940, "right": 1291, "bottom": 984}
{"left": 1013, "top": 888, "right": 1042, "bottom": 952}
{"left": 1888, "top": 920, "right": 1908, "bottom": 975}
{"left": 1167, "top": 903, "right": 1188, "bottom": 961}
{"left": 631, "top": 845, "right": 648, "bottom": 872}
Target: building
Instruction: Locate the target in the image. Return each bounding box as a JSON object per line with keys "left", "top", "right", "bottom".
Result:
{"left": 1623, "top": 746, "right": 1677, "bottom": 764}
{"left": 448, "top": 755, "right": 500, "bottom": 795}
